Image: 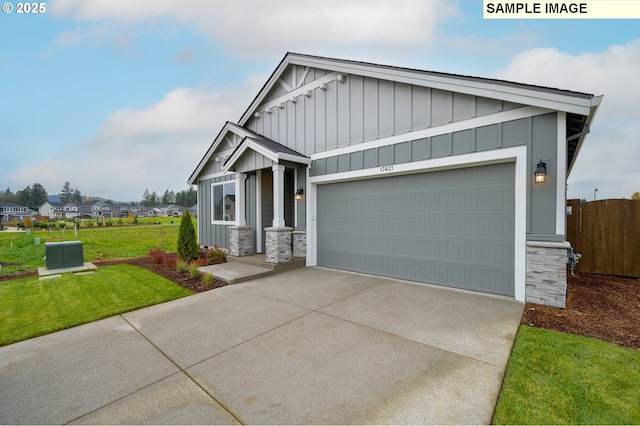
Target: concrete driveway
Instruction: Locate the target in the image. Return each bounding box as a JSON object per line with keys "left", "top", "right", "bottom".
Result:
{"left": 0, "top": 267, "right": 524, "bottom": 425}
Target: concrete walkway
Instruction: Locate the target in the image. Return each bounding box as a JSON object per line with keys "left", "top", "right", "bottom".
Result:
{"left": 0, "top": 267, "right": 524, "bottom": 425}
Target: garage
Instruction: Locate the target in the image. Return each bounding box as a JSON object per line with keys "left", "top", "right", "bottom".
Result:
{"left": 316, "top": 162, "right": 515, "bottom": 296}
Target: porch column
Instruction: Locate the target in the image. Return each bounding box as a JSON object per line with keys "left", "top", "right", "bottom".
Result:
{"left": 235, "top": 173, "right": 246, "bottom": 226}
{"left": 272, "top": 164, "right": 286, "bottom": 227}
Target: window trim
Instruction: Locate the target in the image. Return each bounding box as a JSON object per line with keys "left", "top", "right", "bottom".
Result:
{"left": 211, "top": 180, "right": 237, "bottom": 225}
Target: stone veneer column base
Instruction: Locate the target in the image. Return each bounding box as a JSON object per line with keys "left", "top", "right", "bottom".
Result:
{"left": 526, "top": 241, "right": 570, "bottom": 308}
{"left": 265, "top": 227, "right": 292, "bottom": 264}
{"left": 229, "top": 226, "right": 254, "bottom": 257}
{"left": 292, "top": 231, "right": 307, "bottom": 258}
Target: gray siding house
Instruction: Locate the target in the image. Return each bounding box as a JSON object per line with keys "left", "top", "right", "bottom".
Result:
{"left": 189, "top": 53, "right": 601, "bottom": 308}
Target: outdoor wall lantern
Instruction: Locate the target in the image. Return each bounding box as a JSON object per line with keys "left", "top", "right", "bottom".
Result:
{"left": 534, "top": 159, "right": 548, "bottom": 184}
{"left": 295, "top": 188, "right": 304, "bottom": 200}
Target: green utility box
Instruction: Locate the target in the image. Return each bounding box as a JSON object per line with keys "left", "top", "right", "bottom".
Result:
{"left": 45, "top": 241, "right": 84, "bottom": 270}
{"left": 62, "top": 241, "right": 84, "bottom": 268}
{"left": 45, "top": 242, "right": 65, "bottom": 269}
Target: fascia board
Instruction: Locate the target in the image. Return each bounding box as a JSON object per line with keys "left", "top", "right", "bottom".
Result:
{"left": 238, "top": 55, "right": 293, "bottom": 125}
{"left": 222, "top": 139, "right": 279, "bottom": 173}
{"left": 223, "top": 138, "right": 311, "bottom": 172}
{"left": 277, "top": 152, "right": 312, "bottom": 165}
{"left": 188, "top": 123, "right": 253, "bottom": 184}
{"left": 288, "top": 56, "right": 594, "bottom": 115}
{"left": 568, "top": 95, "right": 603, "bottom": 176}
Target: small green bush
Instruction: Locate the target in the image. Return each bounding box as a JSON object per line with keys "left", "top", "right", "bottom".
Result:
{"left": 206, "top": 245, "right": 226, "bottom": 264}
{"left": 202, "top": 273, "right": 214, "bottom": 285}
{"left": 188, "top": 262, "right": 200, "bottom": 279}
{"left": 176, "top": 260, "right": 188, "bottom": 273}
{"left": 177, "top": 210, "right": 199, "bottom": 262}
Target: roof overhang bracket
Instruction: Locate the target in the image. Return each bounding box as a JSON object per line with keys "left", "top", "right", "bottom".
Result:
{"left": 566, "top": 124, "right": 590, "bottom": 142}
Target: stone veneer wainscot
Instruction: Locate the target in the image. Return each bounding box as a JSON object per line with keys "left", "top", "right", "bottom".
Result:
{"left": 525, "top": 241, "right": 571, "bottom": 308}
{"left": 265, "top": 227, "right": 292, "bottom": 264}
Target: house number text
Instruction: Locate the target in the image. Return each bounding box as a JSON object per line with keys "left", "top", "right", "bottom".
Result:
{"left": 379, "top": 165, "right": 394, "bottom": 173}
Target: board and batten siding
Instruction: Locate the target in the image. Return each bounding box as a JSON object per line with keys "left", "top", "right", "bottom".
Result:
{"left": 197, "top": 174, "right": 236, "bottom": 248}
{"left": 311, "top": 113, "right": 559, "bottom": 239}
{"left": 244, "top": 67, "right": 523, "bottom": 158}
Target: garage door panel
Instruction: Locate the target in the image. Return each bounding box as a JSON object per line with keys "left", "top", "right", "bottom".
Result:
{"left": 316, "top": 163, "right": 515, "bottom": 296}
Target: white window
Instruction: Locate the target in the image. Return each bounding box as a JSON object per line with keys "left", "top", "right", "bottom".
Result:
{"left": 211, "top": 181, "right": 236, "bottom": 223}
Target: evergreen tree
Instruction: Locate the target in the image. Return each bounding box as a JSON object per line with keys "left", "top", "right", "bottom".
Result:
{"left": 150, "top": 191, "right": 159, "bottom": 207}
{"left": 71, "top": 189, "right": 83, "bottom": 204}
{"left": 141, "top": 189, "right": 150, "bottom": 206}
{"left": 60, "top": 182, "right": 73, "bottom": 203}
{"left": 30, "top": 183, "right": 48, "bottom": 209}
{"left": 177, "top": 210, "right": 199, "bottom": 262}
{"left": 0, "top": 188, "right": 17, "bottom": 203}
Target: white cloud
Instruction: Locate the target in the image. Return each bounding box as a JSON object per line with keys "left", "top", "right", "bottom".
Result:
{"left": 496, "top": 41, "right": 640, "bottom": 200}
{"left": 10, "top": 76, "right": 265, "bottom": 202}
{"left": 48, "top": 0, "right": 459, "bottom": 58}
{"left": 496, "top": 40, "right": 640, "bottom": 121}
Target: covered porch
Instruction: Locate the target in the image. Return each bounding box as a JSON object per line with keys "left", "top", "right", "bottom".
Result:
{"left": 222, "top": 129, "right": 310, "bottom": 264}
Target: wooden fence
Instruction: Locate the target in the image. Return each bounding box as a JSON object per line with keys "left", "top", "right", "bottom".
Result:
{"left": 567, "top": 198, "right": 640, "bottom": 278}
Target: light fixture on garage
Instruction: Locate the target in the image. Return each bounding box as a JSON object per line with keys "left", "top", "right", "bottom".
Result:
{"left": 295, "top": 188, "right": 304, "bottom": 200}
{"left": 534, "top": 160, "right": 548, "bottom": 184}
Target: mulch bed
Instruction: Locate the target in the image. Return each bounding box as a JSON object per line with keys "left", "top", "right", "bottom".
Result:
{"left": 3, "top": 255, "right": 639, "bottom": 349}
{"left": 95, "top": 255, "right": 229, "bottom": 293}
{"left": 523, "top": 272, "right": 640, "bottom": 349}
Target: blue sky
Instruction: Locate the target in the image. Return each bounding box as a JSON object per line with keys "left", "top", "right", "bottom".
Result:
{"left": 1, "top": 1, "right": 639, "bottom": 202}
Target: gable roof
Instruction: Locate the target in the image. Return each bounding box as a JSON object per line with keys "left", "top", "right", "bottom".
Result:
{"left": 238, "top": 52, "right": 600, "bottom": 126}
{"left": 190, "top": 53, "right": 601, "bottom": 183}
{"left": 223, "top": 129, "right": 310, "bottom": 173}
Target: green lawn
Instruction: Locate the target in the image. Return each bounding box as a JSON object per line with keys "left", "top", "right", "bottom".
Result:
{"left": 0, "top": 221, "right": 188, "bottom": 274}
{"left": 0, "top": 264, "right": 193, "bottom": 346}
{"left": 493, "top": 325, "right": 640, "bottom": 425}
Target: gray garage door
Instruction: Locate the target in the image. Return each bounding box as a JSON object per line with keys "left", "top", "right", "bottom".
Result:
{"left": 316, "top": 162, "right": 515, "bottom": 296}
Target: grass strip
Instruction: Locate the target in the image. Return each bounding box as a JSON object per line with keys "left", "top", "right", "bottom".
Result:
{"left": 0, "top": 264, "right": 192, "bottom": 346}
{"left": 493, "top": 325, "right": 640, "bottom": 425}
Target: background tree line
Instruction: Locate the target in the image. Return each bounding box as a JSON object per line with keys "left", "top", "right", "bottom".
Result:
{"left": 0, "top": 181, "right": 197, "bottom": 210}
{"left": 140, "top": 187, "right": 197, "bottom": 207}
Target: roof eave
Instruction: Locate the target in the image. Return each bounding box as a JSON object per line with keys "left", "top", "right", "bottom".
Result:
{"left": 568, "top": 95, "right": 603, "bottom": 177}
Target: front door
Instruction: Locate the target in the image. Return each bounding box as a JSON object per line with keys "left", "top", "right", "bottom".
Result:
{"left": 258, "top": 168, "right": 294, "bottom": 252}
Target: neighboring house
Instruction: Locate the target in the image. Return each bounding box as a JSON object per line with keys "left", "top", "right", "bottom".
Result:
{"left": 0, "top": 202, "right": 32, "bottom": 222}
{"left": 159, "top": 204, "right": 186, "bottom": 217}
{"left": 78, "top": 199, "right": 112, "bottom": 219}
{"left": 189, "top": 204, "right": 198, "bottom": 218}
{"left": 39, "top": 201, "right": 78, "bottom": 219}
{"left": 147, "top": 207, "right": 164, "bottom": 217}
{"left": 188, "top": 52, "right": 602, "bottom": 308}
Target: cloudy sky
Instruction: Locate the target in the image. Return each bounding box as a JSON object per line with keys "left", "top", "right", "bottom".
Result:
{"left": 1, "top": 0, "right": 638, "bottom": 202}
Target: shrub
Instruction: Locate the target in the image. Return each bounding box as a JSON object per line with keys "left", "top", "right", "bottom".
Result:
{"left": 176, "top": 260, "right": 188, "bottom": 273}
{"left": 194, "top": 258, "right": 208, "bottom": 267}
{"left": 206, "top": 245, "right": 226, "bottom": 264}
{"left": 86, "top": 221, "right": 94, "bottom": 228}
{"left": 23, "top": 217, "right": 33, "bottom": 229}
{"left": 105, "top": 219, "right": 113, "bottom": 227}
{"left": 117, "top": 218, "right": 123, "bottom": 226}
{"left": 188, "top": 262, "right": 200, "bottom": 279}
{"left": 177, "top": 210, "right": 198, "bottom": 262}
{"left": 202, "top": 273, "right": 214, "bottom": 285}
{"left": 163, "top": 254, "right": 178, "bottom": 269}
{"left": 148, "top": 248, "right": 166, "bottom": 264}
{"left": 59, "top": 223, "right": 66, "bottom": 229}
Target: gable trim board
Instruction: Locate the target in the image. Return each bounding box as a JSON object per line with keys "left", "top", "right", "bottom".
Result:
{"left": 189, "top": 52, "right": 602, "bottom": 306}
